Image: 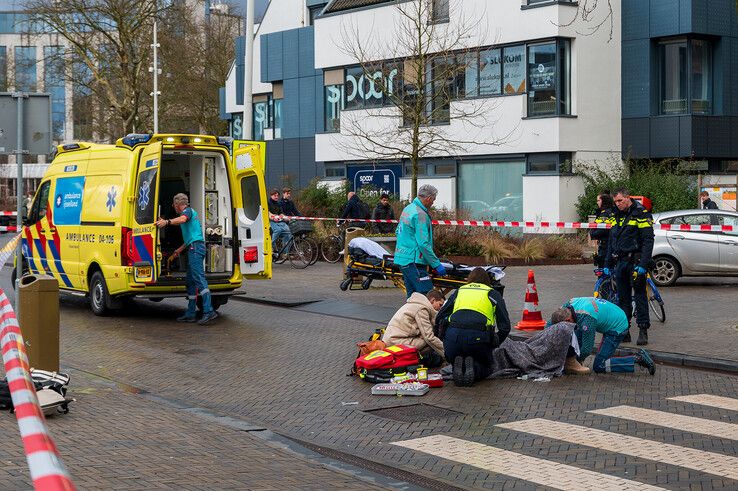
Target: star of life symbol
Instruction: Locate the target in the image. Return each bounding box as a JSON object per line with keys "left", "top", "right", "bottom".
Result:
{"left": 56, "top": 194, "right": 62, "bottom": 207}
{"left": 138, "top": 181, "right": 150, "bottom": 210}
{"left": 106, "top": 187, "right": 117, "bottom": 212}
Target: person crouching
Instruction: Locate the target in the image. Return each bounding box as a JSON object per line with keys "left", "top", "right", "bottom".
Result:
{"left": 437, "top": 268, "right": 511, "bottom": 387}
{"left": 382, "top": 289, "right": 446, "bottom": 367}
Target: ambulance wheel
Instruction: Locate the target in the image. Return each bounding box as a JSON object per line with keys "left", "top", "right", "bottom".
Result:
{"left": 89, "top": 271, "right": 111, "bottom": 316}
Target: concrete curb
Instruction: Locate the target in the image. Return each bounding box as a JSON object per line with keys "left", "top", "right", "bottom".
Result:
{"left": 509, "top": 331, "right": 738, "bottom": 374}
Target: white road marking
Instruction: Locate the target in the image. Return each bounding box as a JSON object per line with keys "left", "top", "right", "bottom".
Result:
{"left": 668, "top": 394, "right": 738, "bottom": 412}
{"left": 392, "top": 434, "right": 666, "bottom": 491}
{"left": 589, "top": 405, "right": 738, "bottom": 441}
{"left": 498, "top": 418, "right": 738, "bottom": 480}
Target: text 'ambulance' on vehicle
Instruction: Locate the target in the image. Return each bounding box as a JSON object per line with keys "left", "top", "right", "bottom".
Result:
{"left": 16, "top": 134, "right": 272, "bottom": 315}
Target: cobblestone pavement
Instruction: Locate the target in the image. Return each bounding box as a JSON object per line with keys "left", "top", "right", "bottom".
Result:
{"left": 1, "top": 263, "right": 737, "bottom": 490}
{"left": 250, "top": 262, "right": 738, "bottom": 362}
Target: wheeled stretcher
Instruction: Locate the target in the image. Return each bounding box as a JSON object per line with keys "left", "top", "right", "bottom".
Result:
{"left": 340, "top": 244, "right": 505, "bottom": 297}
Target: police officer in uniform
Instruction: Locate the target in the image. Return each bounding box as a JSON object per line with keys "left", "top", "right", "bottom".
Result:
{"left": 590, "top": 192, "right": 615, "bottom": 268}
{"left": 436, "top": 268, "right": 511, "bottom": 386}
{"left": 604, "top": 188, "right": 655, "bottom": 346}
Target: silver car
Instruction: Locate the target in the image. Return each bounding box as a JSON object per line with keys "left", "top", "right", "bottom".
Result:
{"left": 651, "top": 209, "right": 738, "bottom": 286}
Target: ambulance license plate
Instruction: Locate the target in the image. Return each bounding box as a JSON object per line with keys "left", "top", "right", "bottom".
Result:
{"left": 135, "top": 266, "right": 152, "bottom": 280}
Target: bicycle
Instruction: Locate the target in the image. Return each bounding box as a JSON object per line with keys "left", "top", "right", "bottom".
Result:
{"left": 289, "top": 220, "right": 319, "bottom": 266}
{"left": 272, "top": 229, "right": 314, "bottom": 269}
{"left": 320, "top": 223, "right": 347, "bottom": 263}
{"left": 593, "top": 268, "right": 666, "bottom": 323}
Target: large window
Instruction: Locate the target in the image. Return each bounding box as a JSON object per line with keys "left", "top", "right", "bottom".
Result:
{"left": 14, "top": 46, "right": 37, "bottom": 92}
{"left": 503, "top": 45, "right": 526, "bottom": 94}
{"left": 459, "top": 160, "right": 525, "bottom": 222}
{"left": 324, "top": 84, "right": 343, "bottom": 132}
{"left": 0, "top": 47, "right": 6, "bottom": 92}
{"left": 253, "top": 98, "right": 269, "bottom": 140}
{"left": 44, "top": 46, "right": 65, "bottom": 141}
{"left": 659, "top": 38, "right": 712, "bottom": 115}
{"left": 527, "top": 39, "right": 570, "bottom": 117}
{"left": 431, "top": 0, "right": 449, "bottom": 23}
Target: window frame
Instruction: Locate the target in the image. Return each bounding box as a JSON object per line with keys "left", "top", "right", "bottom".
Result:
{"left": 526, "top": 38, "right": 571, "bottom": 118}
{"left": 657, "top": 37, "right": 714, "bottom": 116}
{"left": 525, "top": 152, "right": 573, "bottom": 175}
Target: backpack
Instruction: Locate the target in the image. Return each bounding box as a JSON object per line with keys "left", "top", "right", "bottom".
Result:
{"left": 0, "top": 370, "right": 74, "bottom": 415}
{"left": 350, "top": 328, "right": 386, "bottom": 376}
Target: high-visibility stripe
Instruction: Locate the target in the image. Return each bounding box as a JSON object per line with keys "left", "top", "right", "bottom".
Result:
{"left": 668, "top": 394, "right": 738, "bottom": 412}
{"left": 498, "top": 418, "right": 738, "bottom": 480}
{"left": 393, "top": 435, "right": 665, "bottom": 491}
{"left": 589, "top": 405, "right": 738, "bottom": 440}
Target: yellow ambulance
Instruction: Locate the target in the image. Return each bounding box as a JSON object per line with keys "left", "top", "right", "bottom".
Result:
{"left": 18, "top": 134, "right": 272, "bottom": 315}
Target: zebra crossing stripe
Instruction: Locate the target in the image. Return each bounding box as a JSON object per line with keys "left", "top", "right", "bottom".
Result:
{"left": 497, "top": 418, "right": 738, "bottom": 480}
{"left": 392, "top": 435, "right": 665, "bottom": 491}
{"left": 589, "top": 405, "right": 738, "bottom": 441}
{"left": 668, "top": 394, "right": 738, "bottom": 412}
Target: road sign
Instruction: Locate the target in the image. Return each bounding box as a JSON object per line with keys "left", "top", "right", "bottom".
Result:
{"left": 0, "top": 93, "right": 52, "bottom": 155}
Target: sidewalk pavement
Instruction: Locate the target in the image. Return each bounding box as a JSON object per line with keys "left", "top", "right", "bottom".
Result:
{"left": 0, "top": 368, "right": 391, "bottom": 490}
{"left": 243, "top": 262, "right": 738, "bottom": 365}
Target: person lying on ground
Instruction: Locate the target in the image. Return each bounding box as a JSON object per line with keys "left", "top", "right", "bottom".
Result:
{"left": 436, "top": 267, "right": 511, "bottom": 387}
{"left": 382, "top": 289, "right": 446, "bottom": 368}
{"left": 550, "top": 297, "right": 655, "bottom": 375}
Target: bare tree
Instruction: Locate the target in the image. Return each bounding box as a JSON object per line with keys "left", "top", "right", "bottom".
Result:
{"left": 25, "top": 0, "right": 162, "bottom": 138}
{"left": 156, "top": 1, "right": 238, "bottom": 135}
{"left": 336, "top": 0, "right": 511, "bottom": 198}
{"left": 559, "top": 0, "right": 615, "bottom": 41}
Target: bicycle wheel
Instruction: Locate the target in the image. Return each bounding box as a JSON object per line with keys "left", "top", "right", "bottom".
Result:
{"left": 304, "top": 236, "right": 319, "bottom": 265}
{"left": 321, "top": 235, "right": 343, "bottom": 263}
{"left": 289, "top": 237, "right": 311, "bottom": 269}
{"left": 648, "top": 295, "right": 666, "bottom": 323}
{"left": 596, "top": 278, "right": 617, "bottom": 303}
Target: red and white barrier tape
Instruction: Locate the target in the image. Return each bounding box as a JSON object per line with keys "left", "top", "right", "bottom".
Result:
{"left": 0, "top": 226, "right": 19, "bottom": 232}
{"left": 0, "top": 211, "right": 18, "bottom": 216}
{"left": 0, "top": 238, "right": 75, "bottom": 490}
{"left": 278, "top": 215, "right": 735, "bottom": 232}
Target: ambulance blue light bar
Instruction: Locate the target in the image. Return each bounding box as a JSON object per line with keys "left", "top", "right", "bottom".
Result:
{"left": 217, "top": 136, "right": 233, "bottom": 150}
{"left": 121, "top": 134, "right": 153, "bottom": 147}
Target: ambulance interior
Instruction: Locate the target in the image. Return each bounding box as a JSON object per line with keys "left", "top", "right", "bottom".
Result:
{"left": 157, "top": 151, "right": 234, "bottom": 279}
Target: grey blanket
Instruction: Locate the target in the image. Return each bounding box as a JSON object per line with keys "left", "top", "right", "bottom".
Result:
{"left": 487, "top": 322, "right": 576, "bottom": 379}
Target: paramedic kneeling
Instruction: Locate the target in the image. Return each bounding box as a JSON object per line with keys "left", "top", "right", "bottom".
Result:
{"left": 437, "top": 268, "right": 510, "bottom": 387}
{"left": 382, "top": 289, "right": 446, "bottom": 368}
{"left": 394, "top": 184, "right": 446, "bottom": 298}
{"left": 550, "top": 298, "right": 655, "bottom": 375}
{"left": 155, "top": 193, "right": 217, "bottom": 325}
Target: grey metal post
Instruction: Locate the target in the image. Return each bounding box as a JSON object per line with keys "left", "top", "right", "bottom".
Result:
{"left": 14, "top": 93, "right": 25, "bottom": 310}
{"left": 243, "top": 0, "right": 254, "bottom": 139}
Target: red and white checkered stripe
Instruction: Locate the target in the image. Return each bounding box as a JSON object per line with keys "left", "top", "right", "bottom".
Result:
{"left": 279, "top": 215, "right": 736, "bottom": 232}
{"left": 0, "top": 225, "right": 19, "bottom": 232}
{"left": 0, "top": 211, "right": 17, "bottom": 216}
{"left": 0, "top": 283, "right": 76, "bottom": 490}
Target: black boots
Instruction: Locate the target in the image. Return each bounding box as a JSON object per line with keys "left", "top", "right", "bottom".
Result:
{"left": 637, "top": 326, "right": 649, "bottom": 346}
{"left": 452, "top": 356, "right": 475, "bottom": 387}
{"left": 622, "top": 330, "right": 632, "bottom": 343}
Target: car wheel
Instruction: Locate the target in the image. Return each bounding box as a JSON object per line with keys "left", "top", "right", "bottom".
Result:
{"left": 651, "top": 256, "right": 680, "bottom": 287}
{"left": 89, "top": 271, "right": 111, "bottom": 316}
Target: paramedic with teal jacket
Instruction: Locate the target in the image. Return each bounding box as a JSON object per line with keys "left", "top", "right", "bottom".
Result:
{"left": 550, "top": 297, "right": 655, "bottom": 375}
{"left": 394, "top": 184, "right": 446, "bottom": 298}
{"left": 156, "top": 193, "right": 217, "bottom": 325}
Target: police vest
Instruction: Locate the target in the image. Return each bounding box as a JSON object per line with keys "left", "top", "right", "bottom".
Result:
{"left": 451, "top": 283, "right": 496, "bottom": 327}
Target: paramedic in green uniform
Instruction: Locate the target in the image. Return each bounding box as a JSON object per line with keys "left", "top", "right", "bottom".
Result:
{"left": 156, "top": 193, "right": 217, "bottom": 325}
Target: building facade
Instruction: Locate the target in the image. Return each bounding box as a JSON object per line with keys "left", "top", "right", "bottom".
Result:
{"left": 222, "top": 0, "right": 622, "bottom": 223}
{"left": 0, "top": 10, "right": 74, "bottom": 203}
{"left": 622, "top": 0, "right": 738, "bottom": 209}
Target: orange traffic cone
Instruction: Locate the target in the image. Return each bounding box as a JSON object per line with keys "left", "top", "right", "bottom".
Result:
{"left": 515, "top": 269, "right": 546, "bottom": 331}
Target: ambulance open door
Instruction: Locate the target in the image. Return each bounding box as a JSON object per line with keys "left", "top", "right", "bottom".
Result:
{"left": 132, "top": 142, "right": 163, "bottom": 283}
{"left": 231, "top": 141, "right": 272, "bottom": 280}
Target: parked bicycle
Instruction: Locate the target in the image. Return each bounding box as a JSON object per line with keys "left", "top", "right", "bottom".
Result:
{"left": 272, "top": 223, "right": 315, "bottom": 269}
{"left": 289, "top": 220, "right": 319, "bottom": 266}
{"left": 593, "top": 268, "right": 666, "bottom": 323}
{"left": 320, "top": 223, "right": 347, "bottom": 263}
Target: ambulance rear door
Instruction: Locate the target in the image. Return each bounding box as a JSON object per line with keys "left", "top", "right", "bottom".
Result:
{"left": 132, "top": 142, "right": 163, "bottom": 283}
{"left": 231, "top": 140, "right": 271, "bottom": 279}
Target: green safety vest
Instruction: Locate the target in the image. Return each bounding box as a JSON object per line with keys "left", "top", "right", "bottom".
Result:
{"left": 451, "top": 283, "right": 496, "bottom": 327}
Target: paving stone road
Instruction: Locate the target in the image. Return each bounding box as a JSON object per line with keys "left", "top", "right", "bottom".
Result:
{"left": 0, "top": 262, "right": 736, "bottom": 490}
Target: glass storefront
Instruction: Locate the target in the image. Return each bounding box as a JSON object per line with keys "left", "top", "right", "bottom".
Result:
{"left": 458, "top": 160, "right": 525, "bottom": 222}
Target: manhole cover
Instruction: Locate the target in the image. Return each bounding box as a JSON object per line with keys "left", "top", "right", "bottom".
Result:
{"left": 364, "top": 404, "right": 463, "bottom": 422}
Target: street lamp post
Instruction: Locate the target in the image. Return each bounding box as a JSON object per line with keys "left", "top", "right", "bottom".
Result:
{"left": 150, "top": 20, "right": 161, "bottom": 133}
{"left": 242, "top": 0, "right": 254, "bottom": 140}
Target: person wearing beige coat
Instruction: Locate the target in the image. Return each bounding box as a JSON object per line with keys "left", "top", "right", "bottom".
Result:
{"left": 382, "top": 290, "right": 446, "bottom": 364}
